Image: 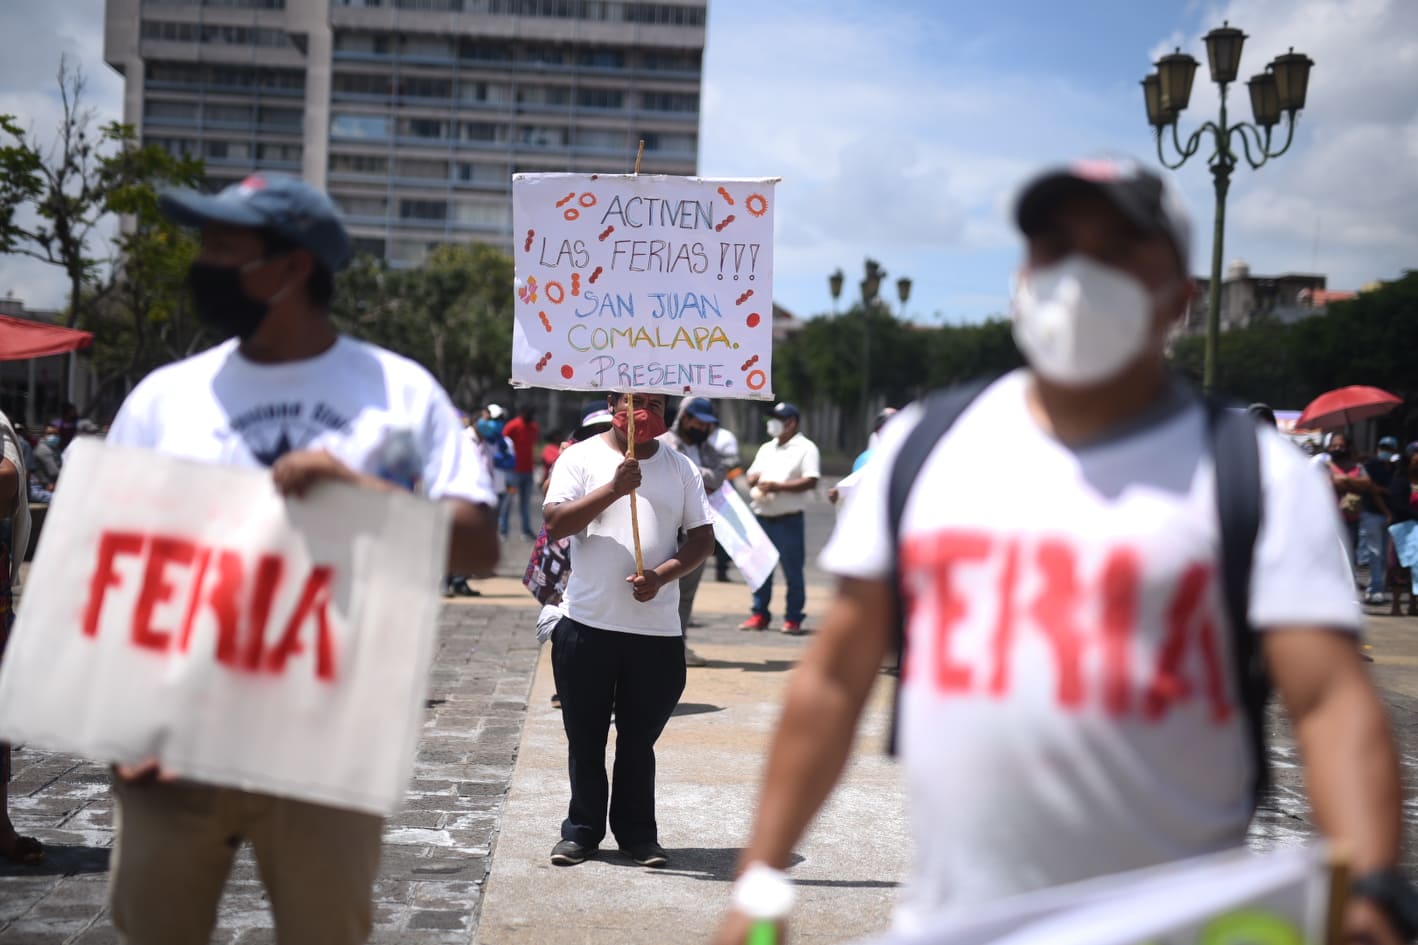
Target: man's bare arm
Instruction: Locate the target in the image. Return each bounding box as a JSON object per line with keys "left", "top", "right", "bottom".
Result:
{"left": 737, "top": 576, "right": 895, "bottom": 869}
{"left": 1267, "top": 628, "right": 1401, "bottom": 872}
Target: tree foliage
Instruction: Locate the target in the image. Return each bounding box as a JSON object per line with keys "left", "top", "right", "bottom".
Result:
{"left": 332, "top": 243, "right": 515, "bottom": 408}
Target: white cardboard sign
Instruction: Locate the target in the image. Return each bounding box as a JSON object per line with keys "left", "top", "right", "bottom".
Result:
{"left": 858, "top": 844, "right": 1334, "bottom": 945}
{"left": 511, "top": 173, "right": 777, "bottom": 399}
{"left": 0, "top": 440, "right": 451, "bottom": 816}
{"left": 708, "top": 481, "right": 780, "bottom": 591}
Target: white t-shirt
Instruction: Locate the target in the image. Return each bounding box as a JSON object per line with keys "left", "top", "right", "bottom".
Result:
{"left": 710, "top": 425, "right": 741, "bottom": 468}
{"left": 819, "top": 370, "right": 1358, "bottom": 932}
{"left": 107, "top": 337, "right": 495, "bottom": 508}
{"left": 746, "top": 433, "right": 821, "bottom": 516}
{"left": 544, "top": 434, "right": 713, "bottom": 636}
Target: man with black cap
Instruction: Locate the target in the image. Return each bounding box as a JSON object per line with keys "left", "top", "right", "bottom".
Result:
{"left": 102, "top": 173, "right": 499, "bottom": 945}
{"left": 740, "top": 403, "right": 820, "bottom": 635}
{"left": 660, "top": 397, "right": 728, "bottom": 665}
{"left": 713, "top": 158, "right": 1409, "bottom": 945}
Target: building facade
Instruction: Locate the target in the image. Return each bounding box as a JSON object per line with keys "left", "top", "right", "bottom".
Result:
{"left": 1181, "top": 261, "right": 1333, "bottom": 336}
{"left": 103, "top": 0, "right": 706, "bottom": 266}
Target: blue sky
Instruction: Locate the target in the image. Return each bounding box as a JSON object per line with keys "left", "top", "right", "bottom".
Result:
{"left": 1, "top": 0, "right": 1415, "bottom": 324}
{"left": 699, "top": 0, "right": 1418, "bottom": 323}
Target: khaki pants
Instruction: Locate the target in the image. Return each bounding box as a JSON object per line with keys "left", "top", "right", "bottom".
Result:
{"left": 111, "top": 778, "right": 384, "bottom": 945}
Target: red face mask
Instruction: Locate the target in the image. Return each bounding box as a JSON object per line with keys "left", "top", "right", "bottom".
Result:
{"left": 612, "top": 407, "right": 667, "bottom": 443}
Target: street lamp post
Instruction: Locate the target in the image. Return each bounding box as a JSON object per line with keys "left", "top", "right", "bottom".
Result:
{"left": 1141, "top": 22, "right": 1313, "bottom": 392}
{"left": 828, "top": 268, "right": 844, "bottom": 315}
{"left": 860, "top": 259, "right": 883, "bottom": 429}
{"left": 896, "top": 276, "right": 912, "bottom": 318}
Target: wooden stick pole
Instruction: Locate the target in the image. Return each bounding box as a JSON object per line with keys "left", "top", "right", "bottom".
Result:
{"left": 634, "top": 138, "right": 645, "bottom": 175}
{"left": 1324, "top": 848, "right": 1350, "bottom": 945}
{"left": 626, "top": 401, "right": 645, "bottom": 576}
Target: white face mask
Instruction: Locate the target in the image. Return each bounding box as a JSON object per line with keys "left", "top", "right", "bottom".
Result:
{"left": 766, "top": 419, "right": 786, "bottom": 438}
{"left": 1011, "top": 255, "right": 1165, "bottom": 388}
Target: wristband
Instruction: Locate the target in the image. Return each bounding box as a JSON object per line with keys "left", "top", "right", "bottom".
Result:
{"left": 732, "top": 863, "right": 795, "bottom": 921}
{"left": 1351, "top": 868, "right": 1418, "bottom": 941}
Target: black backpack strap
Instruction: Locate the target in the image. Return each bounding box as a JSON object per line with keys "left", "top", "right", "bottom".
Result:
{"left": 1207, "top": 402, "right": 1269, "bottom": 808}
{"left": 885, "top": 378, "right": 993, "bottom": 755}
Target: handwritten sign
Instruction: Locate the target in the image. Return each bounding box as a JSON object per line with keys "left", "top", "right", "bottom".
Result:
{"left": 511, "top": 173, "right": 778, "bottom": 399}
{"left": 0, "top": 439, "right": 451, "bottom": 816}
{"left": 858, "top": 844, "right": 1336, "bottom": 945}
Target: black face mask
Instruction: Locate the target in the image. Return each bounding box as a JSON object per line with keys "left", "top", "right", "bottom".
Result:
{"left": 680, "top": 424, "right": 709, "bottom": 445}
{"left": 186, "top": 260, "right": 277, "bottom": 341}
{"left": 1330, "top": 448, "right": 1350, "bottom": 462}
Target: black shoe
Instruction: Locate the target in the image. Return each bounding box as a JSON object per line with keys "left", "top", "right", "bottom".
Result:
{"left": 550, "top": 839, "right": 595, "bottom": 866}
{"left": 550, "top": 693, "right": 562, "bottom": 709}
{"left": 619, "top": 841, "right": 668, "bottom": 868}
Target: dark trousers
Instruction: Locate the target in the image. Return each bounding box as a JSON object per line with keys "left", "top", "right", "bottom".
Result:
{"left": 550, "top": 617, "right": 686, "bottom": 847}
{"left": 752, "top": 512, "right": 806, "bottom": 624}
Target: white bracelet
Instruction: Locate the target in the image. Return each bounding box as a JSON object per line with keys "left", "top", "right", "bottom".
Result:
{"left": 732, "top": 863, "right": 796, "bottom": 920}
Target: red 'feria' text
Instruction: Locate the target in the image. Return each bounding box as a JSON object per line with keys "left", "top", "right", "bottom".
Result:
{"left": 81, "top": 530, "right": 338, "bottom": 682}
{"left": 901, "top": 529, "right": 1232, "bottom": 723}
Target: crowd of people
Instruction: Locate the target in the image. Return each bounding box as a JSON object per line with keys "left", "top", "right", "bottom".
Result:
{"left": 0, "top": 160, "right": 1413, "bottom": 945}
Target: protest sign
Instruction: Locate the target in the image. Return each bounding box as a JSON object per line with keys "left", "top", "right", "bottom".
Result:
{"left": 708, "top": 481, "right": 780, "bottom": 590}
{"left": 0, "top": 439, "right": 450, "bottom": 816}
{"left": 511, "top": 173, "right": 778, "bottom": 399}
{"left": 858, "top": 844, "right": 1338, "bottom": 945}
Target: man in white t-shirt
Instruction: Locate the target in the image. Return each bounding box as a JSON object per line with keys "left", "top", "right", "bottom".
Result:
{"left": 714, "top": 159, "right": 1408, "bottom": 945}
{"left": 542, "top": 391, "right": 714, "bottom": 869}
{"left": 102, "top": 173, "right": 499, "bottom": 945}
{"left": 740, "top": 403, "right": 820, "bottom": 635}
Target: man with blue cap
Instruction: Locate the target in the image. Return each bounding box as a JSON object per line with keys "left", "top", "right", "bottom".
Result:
{"left": 102, "top": 174, "right": 499, "bottom": 944}
{"left": 660, "top": 397, "right": 728, "bottom": 665}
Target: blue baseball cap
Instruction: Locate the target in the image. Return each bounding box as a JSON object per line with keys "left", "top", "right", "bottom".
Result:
{"left": 770, "top": 402, "right": 801, "bottom": 421}
{"left": 159, "top": 173, "right": 353, "bottom": 273}
{"left": 681, "top": 397, "right": 718, "bottom": 424}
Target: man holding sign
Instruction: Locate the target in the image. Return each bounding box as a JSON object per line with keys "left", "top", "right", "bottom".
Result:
{"left": 542, "top": 391, "right": 714, "bottom": 868}
{"left": 100, "top": 174, "right": 498, "bottom": 945}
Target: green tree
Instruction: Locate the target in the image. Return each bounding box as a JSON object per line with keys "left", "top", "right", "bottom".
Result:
{"left": 333, "top": 243, "right": 515, "bottom": 407}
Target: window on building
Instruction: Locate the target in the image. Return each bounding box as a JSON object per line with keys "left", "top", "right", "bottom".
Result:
{"left": 400, "top": 199, "right": 448, "bottom": 221}
{"left": 330, "top": 153, "right": 389, "bottom": 175}
{"left": 331, "top": 113, "right": 391, "bottom": 140}
{"left": 639, "top": 50, "right": 701, "bottom": 72}
{"left": 335, "top": 195, "right": 389, "bottom": 217}
{"left": 639, "top": 91, "right": 697, "bottom": 113}
{"left": 455, "top": 161, "right": 506, "bottom": 183}
{"left": 400, "top": 36, "right": 455, "bottom": 60}
{"left": 333, "top": 73, "right": 393, "bottom": 97}
{"left": 148, "top": 136, "right": 200, "bottom": 157}
{"left": 640, "top": 131, "right": 694, "bottom": 153}
{"left": 459, "top": 40, "right": 513, "bottom": 63}
{"left": 453, "top": 200, "right": 509, "bottom": 228}
{"left": 396, "top": 158, "right": 449, "bottom": 179}
{"left": 205, "top": 103, "right": 254, "bottom": 126}
{"left": 257, "top": 143, "right": 302, "bottom": 162}
{"left": 517, "top": 85, "right": 571, "bottom": 106}
{"left": 523, "top": 45, "right": 566, "bottom": 65}
{"left": 518, "top": 126, "right": 567, "bottom": 148}
{"left": 577, "top": 88, "right": 624, "bottom": 110}
{"left": 399, "top": 118, "right": 449, "bottom": 140}
{"left": 574, "top": 128, "right": 625, "bottom": 151}
{"left": 258, "top": 107, "right": 303, "bottom": 131}
{"left": 334, "top": 32, "right": 394, "bottom": 55}
{"left": 395, "top": 76, "right": 454, "bottom": 100}
{"left": 389, "top": 239, "right": 431, "bottom": 265}
{"left": 205, "top": 140, "right": 253, "bottom": 160}
{"left": 458, "top": 80, "right": 511, "bottom": 104}
{"left": 576, "top": 47, "right": 626, "bottom": 69}
{"left": 144, "top": 99, "right": 200, "bottom": 123}
{"left": 460, "top": 121, "right": 508, "bottom": 143}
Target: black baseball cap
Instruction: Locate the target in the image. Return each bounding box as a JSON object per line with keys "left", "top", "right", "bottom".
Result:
{"left": 159, "top": 173, "right": 354, "bottom": 273}
{"left": 1015, "top": 158, "right": 1192, "bottom": 272}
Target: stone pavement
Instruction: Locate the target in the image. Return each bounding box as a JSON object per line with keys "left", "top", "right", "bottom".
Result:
{"left": 5, "top": 530, "right": 1418, "bottom": 944}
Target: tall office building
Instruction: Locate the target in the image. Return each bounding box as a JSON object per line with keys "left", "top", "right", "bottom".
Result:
{"left": 104, "top": 0, "right": 706, "bottom": 265}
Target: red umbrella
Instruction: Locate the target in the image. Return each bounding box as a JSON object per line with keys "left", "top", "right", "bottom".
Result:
{"left": 1296, "top": 385, "right": 1402, "bottom": 431}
